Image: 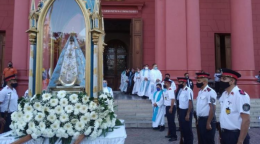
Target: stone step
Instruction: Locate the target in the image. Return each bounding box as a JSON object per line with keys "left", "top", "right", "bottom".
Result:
{"left": 114, "top": 94, "right": 260, "bottom": 128}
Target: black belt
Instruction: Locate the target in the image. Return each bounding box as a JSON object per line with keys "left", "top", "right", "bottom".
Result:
{"left": 221, "top": 128, "right": 240, "bottom": 132}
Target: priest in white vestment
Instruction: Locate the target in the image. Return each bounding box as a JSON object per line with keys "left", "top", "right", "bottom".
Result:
{"left": 152, "top": 84, "right": 165, "bottom": 130}
{"left": 120, "top": 69, "right": 129, "bottom": 92}
{"left": 137, "top": 65, "right": 150, "bottom": 98}
{"left": 132, "top": 68, "right": 141, "bottom": 94}
{"left": 119, "top": 70, "right": 126, "bottom": 91}
{"left": 148, "top": 64, "right": 162, "bottom": 100}
{"left": 103, "top": 80, "right": 113, "bottom": 97}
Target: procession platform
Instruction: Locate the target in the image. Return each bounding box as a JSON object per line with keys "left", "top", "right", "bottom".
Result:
{"left": 0, "top": 121, "right": 127, "bottom": 144}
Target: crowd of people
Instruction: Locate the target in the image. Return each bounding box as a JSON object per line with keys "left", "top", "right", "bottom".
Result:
{"left": 119, "top": 64, "right": 195, "bottom": 100}
{"left": 154, "top": 69, "right": 250, "bottom": 144}
{"left": 0, "top": 61, "right": 256, "bottom": 144}
{"left": 119, "top": 65, "right": 252, "bottom": 144}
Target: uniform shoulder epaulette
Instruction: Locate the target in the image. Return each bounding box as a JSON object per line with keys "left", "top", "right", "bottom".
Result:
{"left": 239, "top": 89, "right": 246, "bottom": 95}
{"left": 207, "top": 88, "right": 211, "bottom": 92}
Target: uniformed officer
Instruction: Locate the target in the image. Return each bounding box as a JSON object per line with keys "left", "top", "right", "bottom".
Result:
{"left": 0, "top": 75, "right": 18, "bottom": 132}
{"left": 218, "top": 68, "right": 250, "bottom": 144}
{"left": 177, "top": 77, "right": 193, "bottom": 144}
{"left": 163, "top": 78, "right": 177, "bottom": 141}
{"left": 195, "top": 72, "right": 217, "bottom": 144}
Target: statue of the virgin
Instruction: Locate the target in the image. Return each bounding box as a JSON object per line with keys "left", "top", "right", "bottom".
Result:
{"left": 48, "top": 33, "right": 86, "bottom": 87}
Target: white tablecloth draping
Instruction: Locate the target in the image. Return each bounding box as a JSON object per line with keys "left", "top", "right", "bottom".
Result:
{"left": 0, "top": 121, "right": 127, "bottom": 144}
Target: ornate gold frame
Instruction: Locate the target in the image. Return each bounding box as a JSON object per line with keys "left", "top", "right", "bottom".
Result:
{"left": 35, "top": 0, "right": 91, "bottom": 94}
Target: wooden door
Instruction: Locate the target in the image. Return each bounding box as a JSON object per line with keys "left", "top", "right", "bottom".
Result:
{"left": 225, "top": 35, "right": 231, "bottom": 69}
{"left": 0, "top": 32, "right": 5, "bottom": 86}
{"left": 131, "top": 18, "right": 143, "bottom": 69}
{"left": 104, "top": 40, "right": 127, "bottom": 90}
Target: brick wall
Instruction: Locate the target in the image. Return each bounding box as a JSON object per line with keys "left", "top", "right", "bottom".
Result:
{"left": 252, "top": 0, "right": 260, "bottom": 73}
{"left": 0, "top": 0, "right": 14, "bottom": 66}
{"left": 199, "top": 0, "right": 231, "bottom": 76}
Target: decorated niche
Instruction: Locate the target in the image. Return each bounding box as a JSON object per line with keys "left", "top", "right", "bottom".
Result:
{"left": 27, "top": 0, "right": 105, "bottom": 97}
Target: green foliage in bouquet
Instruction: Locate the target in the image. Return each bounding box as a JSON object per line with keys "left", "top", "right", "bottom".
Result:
{"left": 10, "top": 91, "right": 120, "bottom": 144}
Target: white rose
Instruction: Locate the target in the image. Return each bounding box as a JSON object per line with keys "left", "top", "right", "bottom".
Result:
{"left": 39, "top": 122, "right": 46, "bottom": 131}
{"left": 42, "top": 106, "right": 50, "bottom": 113}
{"left": 90, "top": 130, "right": 98, "bottom": 139}
{"left": 51, "top": 122, "right": 60, "bottom": 131}
{"left": 16, "top": 112, "right": 23, "bottom": 120}
{"left": 35, "top": 113, "right": 45, "bottom": 122}
{"left": 74, "top": 103, "right": 82, "bottom": 110}
{"left": 82, "top": 96, "right": 90, "bottom": 104}
{"left": 84, "top": 127, "right": 92, "bottom": 136}
{"left": 59, "top": 98, "right": 69, "bottom": 107}
{"left": 74, "top": 109, "right": 79, "bottom": 115}
{"left": 28, "top": 121, "right": 35, "bottom": 129}
{"left": 65, "top": 105, "right": 74, "bottom": 113}
{"left": 67, "top": 129, "right": 75, "bottom": 136}
{"left": 55, "top": 106, "right": 64, "bottom": 114}
{"left": 69, "top": 94, "right": 79, "bottom": 103}
{"left": 23, "top": 112, "right": 33, "bottom": 122}
{"left": 17, "top": 121, "right": 26, "bottom": 130}
{"left": 63, "top": 123, "right": 73, "bottom": 131}
{"left": 33, "top": 102, "right": 42, "bottom": 111}
{"left": 11, "top": 112, "right": 18, "bottom": 121}
{"left": 71, "top": 119, "right": 79, "bottom": 124}
{"left": 90, "top": 112, "right": 98, "bottom": 120}
{"left": 18, "top": 105, "right": 22, "bottom": 111}
{"left": 80, "top": 114, "right": 90, "bottom": 124}
{"left": 89, "top": 101, "right": 97, "bottom": 111}
{"left": 59, "top": 113, "right": 69, "bottom": 123}
{"left": 57, "top": 90, "right": 66, "bottom": 99}
{"left": 94, "top": 121, "right": 100, "bottom": 129}
{"left": 49, "top": 99, "right": 59, "bottom": 107}
{"left": 26, "top": 128, "right": 33, "bottom": 134}
{"left": 79, "top": 105, "right": 88, "bottom": 114}
{"left": 42, "top": 93, "right": 52, "bottom": 101}
{"left": 75, "top": 121, "right": 85, "bottom": 131}
{"left": 47, "top": 113, "right": 57, "bottom": 122}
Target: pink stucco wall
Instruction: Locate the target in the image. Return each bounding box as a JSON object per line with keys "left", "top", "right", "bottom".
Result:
{"left": 199, "top": 0, "right": 231, "bottom": 75}
{"left": 252, "top": 0, "right": 260, "bottom": 72}
{"left": 0, "top": 0, "right": 14, "bottom": 66}
{"left": 0, "top": 0, "right": 259, "bottom": 96}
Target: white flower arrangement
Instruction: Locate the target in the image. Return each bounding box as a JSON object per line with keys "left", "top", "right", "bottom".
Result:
{"left": 10, "top": 91, "right": 121, "bottom": 144}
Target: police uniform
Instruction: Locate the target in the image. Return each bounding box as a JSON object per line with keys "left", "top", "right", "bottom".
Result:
{"left": 196, "top": 73, "right": 217, "bottom": 144}
{"left": 0, "top": 85, "right": 18, "bottom": 132}
{"left": 163, "top": 78, "right": 177, "bottom": 140}
{"left": 219, "top": 69, "right": 250, "bottom": 144}
{"left": 177, "top": 77, "right": 194, "bottom": 144}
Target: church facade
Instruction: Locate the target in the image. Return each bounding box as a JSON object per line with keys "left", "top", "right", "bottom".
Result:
{"left": 0, "top": 0, "right": 259, "bottom": 97}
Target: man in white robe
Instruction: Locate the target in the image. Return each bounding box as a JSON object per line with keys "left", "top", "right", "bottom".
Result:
{"left": 148, "top": 64, "right": 162, "bottom": 100}
{"left": 137, "top": 65, "right": 150, "bottom": 99}
{"left": 119, "top": 70, "right": 126, "bottom": 91}
{"left": 152, "top": 84, "right": 165, "bottom": 131}
{"left": 103, "top": 80, "right": 113, "bottom": 97}
{"left": 132, "top": 68, "right": 141, "bottom": 94}
{"left": 122, "top": 69, "right": 130, "bottom": 92}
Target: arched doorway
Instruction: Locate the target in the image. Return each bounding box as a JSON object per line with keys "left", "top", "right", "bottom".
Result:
{"left": 104, "top": 40, "right": 127, "bottom": 90}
